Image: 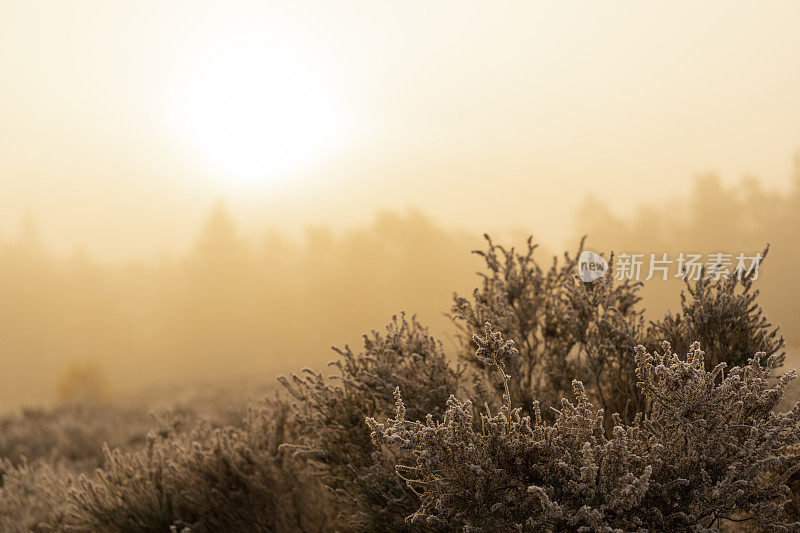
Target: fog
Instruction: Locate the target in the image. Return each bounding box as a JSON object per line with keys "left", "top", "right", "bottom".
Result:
{"left": 1, "top": 1, "right": 800, "bottom": 409}
{"left": 1, "top": 167, "right": 797, "bottom": 409}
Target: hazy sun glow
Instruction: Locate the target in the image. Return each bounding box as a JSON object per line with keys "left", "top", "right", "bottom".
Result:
{"left": 170, "top": 35, "right": 348, "bottom": 188}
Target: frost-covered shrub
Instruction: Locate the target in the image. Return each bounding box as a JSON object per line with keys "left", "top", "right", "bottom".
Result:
{"left": 0, "top": 404, "right": 153, "bottom": 469}
{"left": 0, "top": 458, "right": 73, "bottom": 532}
{"left": 451, "top": 236, "right": 646, "bottom": 421}
{"left": 6, "top": 234, "right": 796, "bottom": 532}
{"left": 452, "top": 236, "right": 784, "bottom": 427}
{"left": 369, "top": 324, "right": 800, "bottom": 531}
{"left": 450, "top": 236, "right": 578, "bottom": 414}
{"left": 66, "top": 399, "right": 328, "bottom": 532}
{"left": 648, "top": 247, "right": 785, "bottom": 370}
{"left": 280, "top": 313, "right": 463, "bottom": 531}
{"left": 554, "top": 260, "right": 648, "bottom": 423}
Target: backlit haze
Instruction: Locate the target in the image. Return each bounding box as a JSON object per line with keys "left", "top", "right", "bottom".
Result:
{"left": 1, "top": 1, "right": 799, "bottom": 408}
{"left": 2, "top": 1, "right": 799, "bottom": 258}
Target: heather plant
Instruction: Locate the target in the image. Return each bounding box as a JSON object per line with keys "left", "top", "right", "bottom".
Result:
{"left": 280, "top": 313, "right": 463, "bottom": 531}
{"left": 450, "top": 235, "right": 582, "bottom": 415}
{"left": 451, "top": 235, "right": 647, "bottom": 421}
{"left": 0, "top": 404, "right": 154, "bottom": 469}
{"left": 0, "top": 457, "right": 74, "bottom": 532}
{"left": 0, "top": 404, "right": 200, "bottom": 532}
{"left": 452, "top": 236, "right": 785, "bottom": 428}
{"left": 575, "top": 170, "right": 800, "bottom": 350}
{"left": 369, "top": 324, "right": 800, "bottom": 531}
{"left": 554, "top": 260, "right": 648, "bottom": 422}
{"left": 648, "top": 246, "right": 786, "bottom": 370}
{"left": 66, "top": 399, "right": 328, "bottom": 532}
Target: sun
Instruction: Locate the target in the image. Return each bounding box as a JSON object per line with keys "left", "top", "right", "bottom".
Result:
{"left": 169, "top": 35, "right": 348, "bottom": 188}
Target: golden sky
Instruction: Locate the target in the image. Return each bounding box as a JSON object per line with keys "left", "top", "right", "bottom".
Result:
{"left": 1, "top": 1, "right": 799, "bottom": 258}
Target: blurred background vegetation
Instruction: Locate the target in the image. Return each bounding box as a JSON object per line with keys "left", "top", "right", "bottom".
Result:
{"left": 1, "top": 166, "right": 797, "bottom": 411}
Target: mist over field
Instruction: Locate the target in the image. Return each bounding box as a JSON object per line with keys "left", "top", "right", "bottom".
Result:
{"left": 2, "top": 171, "right": 799, "bottom": 411}
{"left": 3, "top": 1, "right": 800, "bottom": 531}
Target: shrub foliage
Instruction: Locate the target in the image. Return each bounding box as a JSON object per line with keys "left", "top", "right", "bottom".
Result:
{"left": 4, "top": 235, "right": 797, "bottom": 532}
{"left": 369, "top": 326, "right": 800, "bottom": 531}
{"left": 279, "top": 314, "right": 463, "bottom": 531}
{"left": 66, "top": 400, "right": 329, "bottom": 532}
